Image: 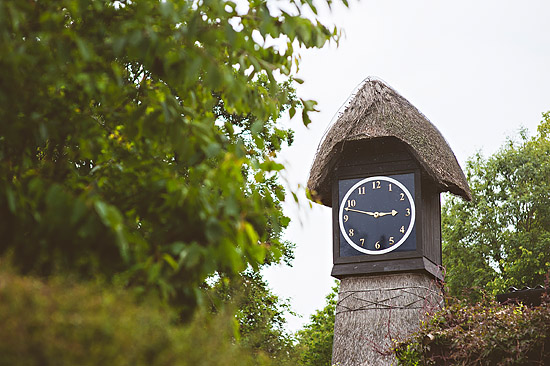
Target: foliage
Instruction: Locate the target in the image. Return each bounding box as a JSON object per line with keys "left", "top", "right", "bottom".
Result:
{"left": 207, "top": 270, "right": 297, "bottom": 363}
{"left": 0, "top": 0, "right": 343, "bottom": 313}
{"left": 296, "top": 282, "right": 338, "bottom": 366}
{"left": 442, "top": 111, "right": 550, "bottom": 300}
{"left": 394, "top": 295, "right": 550, "bottom": 365}
{"left": 0, "top": 264, "right": 280, "bottom": 366}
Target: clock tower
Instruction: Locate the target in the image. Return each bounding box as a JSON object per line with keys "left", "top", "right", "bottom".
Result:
{"left": 308, "top": 78, "right": 470, "bottom": 365}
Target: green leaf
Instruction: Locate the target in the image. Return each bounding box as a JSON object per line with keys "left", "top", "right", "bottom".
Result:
{"left": 243, "top": 222, "right": 259, "bottom": 245}
{"left": 94, "top": 201, "right": 123, "bottom": 229}
{"left": 5, "top": 186, "right": 16, "bottom": 213}
{"left": 94, "top": 200, "right": 129, "bottom": 261}
{"left": 163, "top": 253, "right": 179, "bottom": 270}
{"left": 289, "top": 106, "right": 296, "bottom": 119}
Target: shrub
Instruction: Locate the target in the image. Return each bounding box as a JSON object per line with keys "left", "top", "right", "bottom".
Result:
{"left": 0, "top": 265, "right": 274, "bottom": 366}
{"left": 394, "top": 295, "right": 550, "bottom": 365}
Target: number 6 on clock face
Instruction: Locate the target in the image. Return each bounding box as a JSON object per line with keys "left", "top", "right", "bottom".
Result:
{"left": 338, "top": 175, "right": 416, "bottom": 255}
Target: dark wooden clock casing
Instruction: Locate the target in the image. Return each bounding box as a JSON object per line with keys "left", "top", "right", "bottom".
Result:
{"left": 331, "top": 137, "right": 442, "bottom": 279}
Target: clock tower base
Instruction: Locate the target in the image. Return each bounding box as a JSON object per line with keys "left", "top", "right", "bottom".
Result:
{"left": 332, "top": 272, "right": 443, "bottom": 366}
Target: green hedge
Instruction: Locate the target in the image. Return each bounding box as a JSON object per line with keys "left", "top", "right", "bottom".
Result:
{"left": 0, "top": 267, "right": 273, "bottom": 366}
{"left": 395, "top": 296, "right": 550, "bottom": 365}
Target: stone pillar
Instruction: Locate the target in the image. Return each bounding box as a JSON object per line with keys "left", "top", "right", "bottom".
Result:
{"left": 332, "top": 273, "right": 443, "bottom": 366}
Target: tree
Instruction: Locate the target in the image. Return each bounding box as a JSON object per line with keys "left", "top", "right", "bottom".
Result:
{"left": 208, "top": 270, "right": 297, "bottom": 363}
{"left": 296, "top": 283, "right": 338, "bottom": 366}
{"left": 442, "top": 111, "right": 550, "bottom": 299}
{"left": 0, "top": 0, "right": 344, "bottom": 314}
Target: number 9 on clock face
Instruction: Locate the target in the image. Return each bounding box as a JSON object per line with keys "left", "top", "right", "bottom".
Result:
{"left": 338, "top": 175, "right": 416, "bottom": 255}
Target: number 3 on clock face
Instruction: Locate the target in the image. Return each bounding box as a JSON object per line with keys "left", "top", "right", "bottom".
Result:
{"left": 338, "top": 175, "right": 416, "bottom": 255}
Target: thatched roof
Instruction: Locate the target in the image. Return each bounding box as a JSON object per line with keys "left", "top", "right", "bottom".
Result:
{"left": 308, "top": 78, "right": 471, "bottom": 207}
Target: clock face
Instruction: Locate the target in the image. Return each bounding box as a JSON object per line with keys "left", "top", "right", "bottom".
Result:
{"left": 338, "top": 174, "right": 416, "bottom": 255}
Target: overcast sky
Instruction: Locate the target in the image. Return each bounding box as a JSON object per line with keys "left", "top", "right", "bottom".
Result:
{"left": 262, "top": 0, "right": 550, "bottom": 332}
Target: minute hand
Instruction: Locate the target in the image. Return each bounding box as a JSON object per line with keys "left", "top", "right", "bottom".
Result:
{"left": 344, "top": 207, "right": 376, "bottom": 216}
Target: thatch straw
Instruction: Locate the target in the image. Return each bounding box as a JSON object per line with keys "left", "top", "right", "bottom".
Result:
{"left": 308, "top": 77, "right": 471, "bottom": 207}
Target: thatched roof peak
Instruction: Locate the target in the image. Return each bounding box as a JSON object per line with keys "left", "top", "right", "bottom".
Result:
{"left": 308, "top": 77, "right": 471, "bottom": 207}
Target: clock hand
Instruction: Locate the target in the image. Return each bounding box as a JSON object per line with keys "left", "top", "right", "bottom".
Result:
{"left": 344, "top": 208, "right": 398, "bottom": 218}
{"left": 377, "top": 210, "right": 398, "bottom": 217}
{"left": 344, "top": 207, "right": 376, "bottom": 216}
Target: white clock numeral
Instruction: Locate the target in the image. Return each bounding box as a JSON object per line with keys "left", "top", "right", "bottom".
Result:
{"left": 347, "top": 199, "right": 356, "bottom": 207}
{"left": 349, "top": 229, "right": 354, "bottom": 237}
{"left": 389, "top": 237, "right": 395, "bottom": 245}
{"left": 343, "top": 215, "right": 349, "bottom": 222}
{"left": 405, "top": 208, "right": 410, "bottom": 217}
{"left": 359, "top": 238, "right": 364, "bottom": 246}
{"left": 358, "top": 186, "right": 366, "bottom": 195}
{"left": 400, "top": 226, "right": 405, "bottom": 233}
{"left": 375, "top": 241, "right": 381, "bottom": 249}
{"left": 400, "top": 193, "right": 405, "bottom": 201}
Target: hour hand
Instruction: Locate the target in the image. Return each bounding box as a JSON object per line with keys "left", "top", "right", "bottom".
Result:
{"left": 344, "top": 207, "right": 376, "bottom": 216}
{"left": 377, "top": 210, "right": 398, "bottom": 217}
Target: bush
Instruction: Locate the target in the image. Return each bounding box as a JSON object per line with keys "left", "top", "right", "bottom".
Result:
{"left": 394, "top": 295, "right": 550, "bottom": 365}
{"left": 0, "top": 265, "right": 275, "bottom": 366}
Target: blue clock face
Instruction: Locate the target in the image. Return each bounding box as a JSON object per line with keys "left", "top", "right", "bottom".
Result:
{"left": 338, "top": 174, "right": 416, "bottom": 256}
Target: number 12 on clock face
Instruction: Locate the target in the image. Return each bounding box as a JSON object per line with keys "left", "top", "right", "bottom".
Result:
{"left": 338, "top": 175, "right": 416, "bottom": 255}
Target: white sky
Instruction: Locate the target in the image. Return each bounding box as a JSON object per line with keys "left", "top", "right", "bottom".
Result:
{"left": 262, "top": 0, "right": 550, "bottom": 332}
